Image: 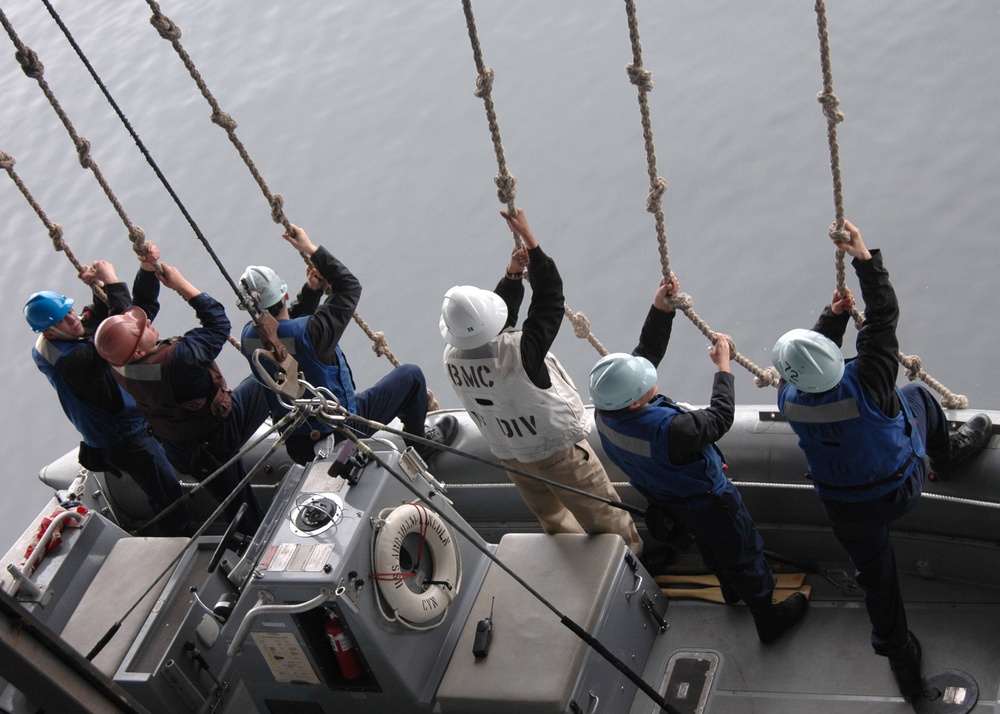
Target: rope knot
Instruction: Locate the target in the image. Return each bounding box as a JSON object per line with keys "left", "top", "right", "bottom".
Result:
{"left": 211, "top": 109, "right": 237, "bottom": 131}
{"left": 828, "top": 224, "right": 850, "bottom": 243}
{"left": 756, "top": 366, "right": 781, "bottom": 389}
{"left": 567, "top": 310, "right": 592, "bottom": 339}
{"left": 149, "top": 11, "right": 182, "bottom": 41}
{"left": 128, "top": 225, "right": 146, "bottom": 248}
{"left": 15, "top": 47, "right": 44, "bottom": 79}
{"left": 474, "top": 67, "right": 495, "bottom": 98}
{"left": 75, "top": 137, "right": 92, "bottom": 169}
{"left": 669, "top": 293, "right": 693, "bottom": 311}
{"left": 645, "top": 176, "right": 667, "bottom": 213}
{"left": 816, "top": 90, "right": 845, "bottom": 124}
{"left": 899, "top": 353, "right": 922, "bottom": 381}
{"left": 941, "top": 394, "right": 969, "bottom": 410}
{"left": 0, "top": 151, "right": 14, "bottom": 170}
{"left": 369, "top": 331, "right": 390, "bottom": 358}
{"left": 48, "top": 223, "right": 65, "bottom": 251}
{"left": 625, "top": 63, "right": 653, "bottom": 92}
{"left": 269, "top": 194, "right": 285, "bottom": 224}
{"left": 494, "top": 173, "right": 517, "bottom": 205}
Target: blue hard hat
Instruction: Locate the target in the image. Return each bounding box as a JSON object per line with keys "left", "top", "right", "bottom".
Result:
{"left": 24, "top": 291, "right": 74, "bottom": 332}
{"left": 589, "top": 353, "right": 658, "bottom": 411}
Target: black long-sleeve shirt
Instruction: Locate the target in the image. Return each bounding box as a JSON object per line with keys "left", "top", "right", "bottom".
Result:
{"left": 61, "top": 269, "right": 162, "bottom": 410}
{"left": 493, "top": 245, "right": 564, "bottom": 389}
{"left": 631, "top": 306, "right": 735, "bottom": 466}
{"left": 809, "top": 249, "right": 900, "bottom": 418}
{"left": 296, "top": 246, "right": 362, "bottom": 366}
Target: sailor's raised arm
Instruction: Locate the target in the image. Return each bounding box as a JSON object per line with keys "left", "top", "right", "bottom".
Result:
{"left": 500, "top": 208, "right": 539, "bottom": 250}
{"left": 282, "top": 223, "right": 319, "bottom": 257}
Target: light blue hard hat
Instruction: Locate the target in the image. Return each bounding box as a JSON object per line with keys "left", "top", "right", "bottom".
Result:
{"left": 241, "top": 265, "right": 287, "bottom": 310}
{"left": 588, "top": 352, "right": 658, "bottom": 410}
{"left": 771, "top": 328, "right": 844, "bottom": 393}
{"left": 24, "top": 291, "right": 74, "bottom": 332}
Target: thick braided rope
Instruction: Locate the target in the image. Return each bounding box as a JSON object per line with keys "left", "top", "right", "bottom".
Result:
{"left": 622, "top": 0, "right": 777, "bottom": 388}
{"left": 143, "top": 3, "right": 424, "bottom": 384}
{"left": 623, "top": 1, "right": 670, "bottom": 278}
{"left": 813, "top": 0, "right": 850, "bottom": 291}
{"left": 352, "top": 312, "right": 440, "bottom": 410}
{"left": 1, "top": 150, "right": 107, "bottom": 303}
{"left": 813, "top": 1, "right": 966, "bottom": 408}
{"left": 145, "top": 1, "right": 289, "bottom": 235}
{"left": 1, "top": 8, "right": 150, "bottom": 266}
{"left": 460, "top": 0, "right": 517, "bottom": 215}
{"left": 461, "top": 0, "right": 605, "bottom": 355}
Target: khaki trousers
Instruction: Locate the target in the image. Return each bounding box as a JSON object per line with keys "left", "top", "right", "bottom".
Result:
{"left": 501, "top": 440, "right": 642, "bottom": 556}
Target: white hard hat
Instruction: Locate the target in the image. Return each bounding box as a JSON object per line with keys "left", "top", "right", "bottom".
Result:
{"left": 439, "top": 285, "right": 508, "bottom": 349}
{"left": 588, "top": 352, "right": 658, "bottom": 411}
{"left": 771, "top": 328, "right": 844, "bottom": 393}
{"left": 241, "top": 265, "right": 287, "bottom": 310}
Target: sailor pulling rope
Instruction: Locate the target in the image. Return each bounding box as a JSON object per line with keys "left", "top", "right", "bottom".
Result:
{"left": 461, "top": 0, "right": 609, "bottom": 357}
{"left": 811, "top": 0, "right": 966, "bottom": 409}
{"left": 143, "top": 0, "right": 438, "bottom": 410}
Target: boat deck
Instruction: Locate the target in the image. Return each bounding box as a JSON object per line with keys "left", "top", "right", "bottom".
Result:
{"left": 635, "top": 563, "right": 1000, "bottom": 714}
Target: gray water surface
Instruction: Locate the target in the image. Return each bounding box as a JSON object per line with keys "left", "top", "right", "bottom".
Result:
{"left": 1, "top": 1, "right": 997, "bottom": 546}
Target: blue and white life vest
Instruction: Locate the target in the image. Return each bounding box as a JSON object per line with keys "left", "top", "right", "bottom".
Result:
{"left": 596, "top": 396, "right": 726, "bottom": 503}
{"left": 778, "top": 360, "right": 925, "bottom": 502}
{"left": 241, "top": 317, "right": 357, "bottom": 435}
{"left": 33, "top": 335, "right": 146, "bottom": 448}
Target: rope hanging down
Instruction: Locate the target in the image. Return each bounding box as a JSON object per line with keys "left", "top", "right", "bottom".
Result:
{"left": 10, "top": 3, "right": 251, "bottom": 352}
{"left": 0, "top": 150, "right": 107, "bottom": 304}
{"left": 812, "top": 0, "right": 966, "bottom": 409}
{"left": 621, "top": 0, "right": 777, "bottom": 389}
{"left": 1, "top": 8, "right": 151, "bottom": 267}
{"left": 461, "top": 0, "right": 609, "bottom": 357}
{"left": 142, "top": 2, "right": 439, "bottom": 408}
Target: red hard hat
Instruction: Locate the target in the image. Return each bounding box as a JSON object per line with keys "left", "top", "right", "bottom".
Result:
{"left": 95, "top": 307, "right": 149, "bottom": 367}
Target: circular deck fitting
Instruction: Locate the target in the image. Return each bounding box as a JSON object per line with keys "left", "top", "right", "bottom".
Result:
{"left": 914, "top": 670, "right": 978, "bottom": 714}
{"left": 289, "top": 493, "right": 344, "bottom": 537}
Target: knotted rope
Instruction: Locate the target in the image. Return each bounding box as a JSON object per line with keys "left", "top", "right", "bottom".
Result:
{"left": 1, "top": 8, "right": 151, "bottom": 268}
{"left": 622, "top": 0, "right": 778, "bottom": 389}
{"left": 31, "top": 0, "right": 250, "bottom": 350}
{"left": 813, "top": 1, "right": 966, "bottom": 408}
{"left": 1, "top": 150, "right": 107, "bottom": 304}
{"left": 461, "top": 0, "right": 607, "bottom": 356}
{"left": 143, "top": 1, "right": 436, "bottom": 407}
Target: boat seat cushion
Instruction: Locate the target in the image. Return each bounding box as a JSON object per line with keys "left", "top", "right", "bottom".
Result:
{"left": 437, "top": 532, "right": 625, "bottom": 713}
{"left": 59, "top": 537, "right": 188, "bottom": 677}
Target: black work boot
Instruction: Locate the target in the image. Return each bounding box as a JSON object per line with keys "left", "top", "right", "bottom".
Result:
{"left": 412, "top": 414, "right": 459, "bottom": 463}
{"left": 930, "top": 413, "right": 992, "bottom": 478}
{"left": 752, "top": 591, "right": 809, "bottom": 645}
{"left": 887, "top": 631, "right": 923, "bottom": 703}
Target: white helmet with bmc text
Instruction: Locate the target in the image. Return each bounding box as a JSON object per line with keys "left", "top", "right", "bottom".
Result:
{"left": 588, "top": 352, "right": 658, "bottom": 411}
{"left": 771, "top": 328, "right": 844, "bottom": 393}
{"left": 241, "top": 265, "right": 287, "bottom": 310}
{"left": 439, "top": 285, "right": 509, "bottom": 349}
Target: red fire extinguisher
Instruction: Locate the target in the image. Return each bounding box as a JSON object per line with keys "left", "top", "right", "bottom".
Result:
{"left": 324, "top": 612, "right": 363, "bottom": 679}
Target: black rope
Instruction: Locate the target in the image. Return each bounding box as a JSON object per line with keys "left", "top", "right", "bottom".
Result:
{"left": 40, "top": 0, "right": 253, "bottom": 314}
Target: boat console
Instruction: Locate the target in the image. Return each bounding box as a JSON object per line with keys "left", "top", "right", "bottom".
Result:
{"left": 53, "top": 440, "right": 666, "bottom": 714}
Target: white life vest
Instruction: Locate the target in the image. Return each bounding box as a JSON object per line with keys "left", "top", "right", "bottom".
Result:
{"left": 443, "top": 330, "right": 588, "bottom": 462}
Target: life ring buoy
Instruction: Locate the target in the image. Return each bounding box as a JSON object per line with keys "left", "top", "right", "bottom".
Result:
{"left": 372, "top": 503, "right": 459, "bottom": 624}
